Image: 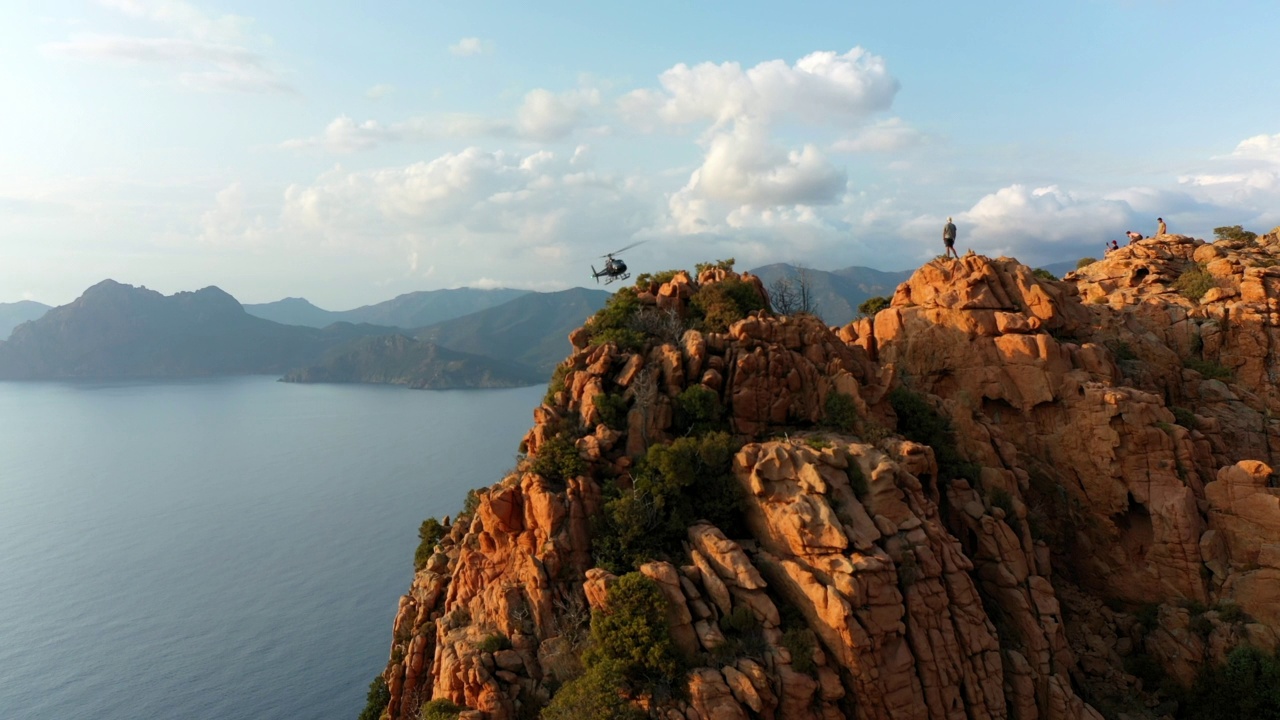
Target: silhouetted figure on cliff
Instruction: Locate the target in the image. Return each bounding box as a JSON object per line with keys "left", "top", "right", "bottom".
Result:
{"left": 943, "top": 218, "right": 959, "bottom": 259}
{"left": 1157, "top": 217, "right": 1167, "bottom": 236}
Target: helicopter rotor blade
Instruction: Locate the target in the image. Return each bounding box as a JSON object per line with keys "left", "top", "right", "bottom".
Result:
{"left": 600, "top": 240, "right": 645, "bottom": 258}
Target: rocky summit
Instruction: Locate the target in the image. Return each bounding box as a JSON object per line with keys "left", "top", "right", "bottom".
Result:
{"left": 368, "top": 233, "right": 1280, "bottom": 720}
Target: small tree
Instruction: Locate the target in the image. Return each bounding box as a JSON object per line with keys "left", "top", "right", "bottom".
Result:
{"left": 1076, "top": 257, "right": 1097, "bottom": 269}
{"left": 767, "top": 265, "right": 818, "bottom": 316}
{"left": 857, "top": 296, "right": 890, "bottom": 317}
{"left": 1214, "top": 225, "right": 1258, "bottom": 243}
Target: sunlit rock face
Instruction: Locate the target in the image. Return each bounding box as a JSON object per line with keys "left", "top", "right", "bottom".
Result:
{"left": 375, "top": 240, "right": 1280, "bottom": 719}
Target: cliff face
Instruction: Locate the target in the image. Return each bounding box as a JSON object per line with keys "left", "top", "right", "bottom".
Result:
{"left": 375, "top": 236, "right": 1280, "bottom": 720}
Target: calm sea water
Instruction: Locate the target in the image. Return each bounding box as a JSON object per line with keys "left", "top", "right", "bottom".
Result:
{"left": 0, "top": 377, "right": 544, "bottom": 720}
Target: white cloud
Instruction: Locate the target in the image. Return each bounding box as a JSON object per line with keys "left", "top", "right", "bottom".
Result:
{"left": 282, "top": 88, "right": 599, "bottom": 152}
{"left": 620, "top": 47, "right": 898, "bottom": 131}
{"left": 516, "top": 88, "right": 600, "bottom": 141}
{"left": 679, "top": 122, "right": 845, "bottom": 207}
{"left": 1228, "top": 133, "right": 1280, "bottom": 163}
{"left": 623, "top": 48, "right": 897, "bottom": 236}
{"left": 196, "top": 148, "right": 656, "bottom": 276}
{"left": 449, "top": 37, "right": 491, "bottom": 56}
{"left": 366, "top": 83, "right": 395, "bottom": 100}
{"left": 199, "top": 182, "right": 268, "bottom": 246}
{"left": 832, "top": 118, "right": 925, "bottom": 153}
{"left": 46, "top": 0, "right": 290, "bottom": 93}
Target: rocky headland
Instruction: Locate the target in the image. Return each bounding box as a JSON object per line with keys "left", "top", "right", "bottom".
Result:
{"left": 366, "top": 233, "right": 1280, "bottom": 720}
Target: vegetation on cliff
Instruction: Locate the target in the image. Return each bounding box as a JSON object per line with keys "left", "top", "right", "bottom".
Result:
{"left": 376, "top": 231, "right": 1280, "bottom": 720}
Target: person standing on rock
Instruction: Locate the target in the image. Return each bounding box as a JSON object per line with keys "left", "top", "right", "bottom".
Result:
{"left": 943, "top": 217, "right": 959, "bottom": 259}
{"left": 1157, "top": 217, "right": 1167, "bottom": 236}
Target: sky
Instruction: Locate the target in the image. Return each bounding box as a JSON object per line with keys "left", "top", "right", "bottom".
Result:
{"left": 3, "top": 0, "right": 1280, "bottom": 309}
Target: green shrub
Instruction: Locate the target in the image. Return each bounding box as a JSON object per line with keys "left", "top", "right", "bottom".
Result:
{"left": 1108, "top": 340, "right": 1137, "bottom": 362}
{"left": 857, "top": 296, "right": 890, "bottom": 317}
{"left": 545, "top": 363, "right": 570, "bottom": 405}
{"left": 1077, "top": 257, "right": 1097, "bottom": 269}
{"left": 689, "top": 276, "right": 767, "bottom": 333}
{"left": 414, "top": 517, "right": 447, "bottom": 570}
{"left": 587, "top": 287, "right": 646, "bottom": 351}
{"left": 712, "top": 606, "right": 766, "bottom": 663}
{"left": 889, "top": 386, "right": 979, "bottom": 486}
{"left": 1032, "top": 268, "right": 1058, "bottom": 281}
{"left": 847, "top": 459, "right": 869, "bottom": 500}
{"left": 804, "top": 437, "right": 831, "bottom": 450}
{"left": 446, "top": 607, "right": 471, "bottom": 628}
{"left": 459, "top": 489, "right": 481, "bottom": 518}
{"left": 694, "top": 258, "right": 736, "bottom": 275}
{"left": 1174, "top": 263, "right": 1215, "bottom": 301}
{"left": 476, "top": 633, "right": 512, "bottom": 653}
{"left": 585, "top": 573, "right": 686, "bottom": 698}
{"left": 594, "top": 392, "right": 629, "bottom": 431}
{"left": 420, "top": 698, "right": 466, "bottom": 720}
{"left": 1181, "top": 646, "right": 1280, "bottom": 719}
{"left": 1184, "top": 357, "right": 1233, "bottom": 381}
{"left": 674, "top": 384, "right": 723, "bottom": 435}
{"left": 356, "top": 675, "right": 390, "bottom": 720}
{"left": 531, "top": 432, "right": 586, "bottom": 485}
{"left": 542, "top": 660, "right": 646, "bottom": 720}
{"left": 1214, "top": 225, "right": 1258, "bottom": 243}
{"left": 1171, "top": 406, "right": 1198, "bottom": 430}
{"left": 593, "top": 432, "right": 742, "bottom": 572}
{"left": 822, "top": 392, "right": 859, "bottom": 432}
{"left": 1217, "top": 603, "right": 1250, "bottom": 624}
{"left": 634, "top": 269, "right": 681, "bottom": 288}
{"left": 781, "top": 628, "right": 817, "bottom": 675}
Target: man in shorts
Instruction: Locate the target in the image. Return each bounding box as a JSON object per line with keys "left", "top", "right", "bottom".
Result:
{"left": 943, "top": 217, "right": 959, "bottom": 259}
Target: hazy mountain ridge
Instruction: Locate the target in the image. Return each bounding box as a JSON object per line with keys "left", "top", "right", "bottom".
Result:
{"left": 244, "top": 288, "right": 529, "bottom": 329}
{"left": 749, "top": 263, "right": 912, "bottom": 325}
{"left": 0, "top": 300, "right": 53, "bottom": 340}
{"left": 412, "top": 287, "right": 612, "bottom": 376}
{"left": 0, "top": 280, "right": 391, "bottom": 379}
{"left": 281, "top": 334, "right": 541, "bottom": 389}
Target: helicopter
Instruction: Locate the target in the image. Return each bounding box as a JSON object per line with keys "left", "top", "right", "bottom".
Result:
{"left": 591, "top": 241, "right": 644, "bottom": 285}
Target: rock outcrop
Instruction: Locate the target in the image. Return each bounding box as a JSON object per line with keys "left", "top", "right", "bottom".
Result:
{"left": 374, "top": 239, "right": 1280, "bottom": 720}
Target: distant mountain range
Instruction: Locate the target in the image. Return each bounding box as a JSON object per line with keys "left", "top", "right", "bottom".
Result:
{"left": 243, "top": 288, "right": 528, "bottom": 329}
{"left": 750, "top": 264, "right": 912, "bottom": 325}
{"left": 0, "top": 300, "right": 52, "bottom": 340}
{"left": 413, "top": 287, "right": 611, "bottom": 375}
{"left": 0, "top": 280, "right": 394, "bottom": 379}
{"left": 0, "top": 261, "right": 1073, "bottom": 387}
{"left": 282, "top": 335, "right": 542, "bottom": 389}
{"left": 0, "top": 280, "right": 607, "bottom": 388}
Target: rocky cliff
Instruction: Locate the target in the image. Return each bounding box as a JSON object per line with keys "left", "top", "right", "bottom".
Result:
{"left": 369, "top": 234, "right": 1280, "bottom": 720}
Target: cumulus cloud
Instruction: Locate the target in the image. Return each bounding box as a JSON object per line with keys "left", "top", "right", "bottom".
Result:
{"left": 198, "top": 182, "right": 269, "bottom": 246}
{"left": 1228, "top": 133, "right": 1280, "bottom": 163}
{"left": 46, "top": 0, "right": 290, "bottom": 93}
{"left": 832, "top": 118, "right": 926, "bottom": 154}
{"left": 449, "top": 37, "right": 491, "bottom": 56}
{"left": 190, "top": 147, "right": 656, "bottom": 293}
{"left": 680, "top": 123, "right": 845, "bottom": 207}
{"left": 620, "top": 47, "right": 898, "bottom": 131}
{"left": 621, "top": 48, "right": 898, "bottom": 236}
{"left": 282, "top": 88, "right": 599, "bottom": 152}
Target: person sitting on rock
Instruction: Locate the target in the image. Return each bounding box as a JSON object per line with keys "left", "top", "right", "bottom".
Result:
{"left": 1126, "top": 230, "right": 1143, "bottom": 244}
{"left": 1157, "top": 217, "right": 1167, "bottom": 235}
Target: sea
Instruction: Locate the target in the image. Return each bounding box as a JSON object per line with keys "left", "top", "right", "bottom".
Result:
{"left": 0, "top": 376, "right": 544, "bottom": 720}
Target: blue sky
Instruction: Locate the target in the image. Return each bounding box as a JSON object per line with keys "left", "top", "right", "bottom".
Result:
{"left": 4, "top": 0, "right": 1280, "bottom": 308}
